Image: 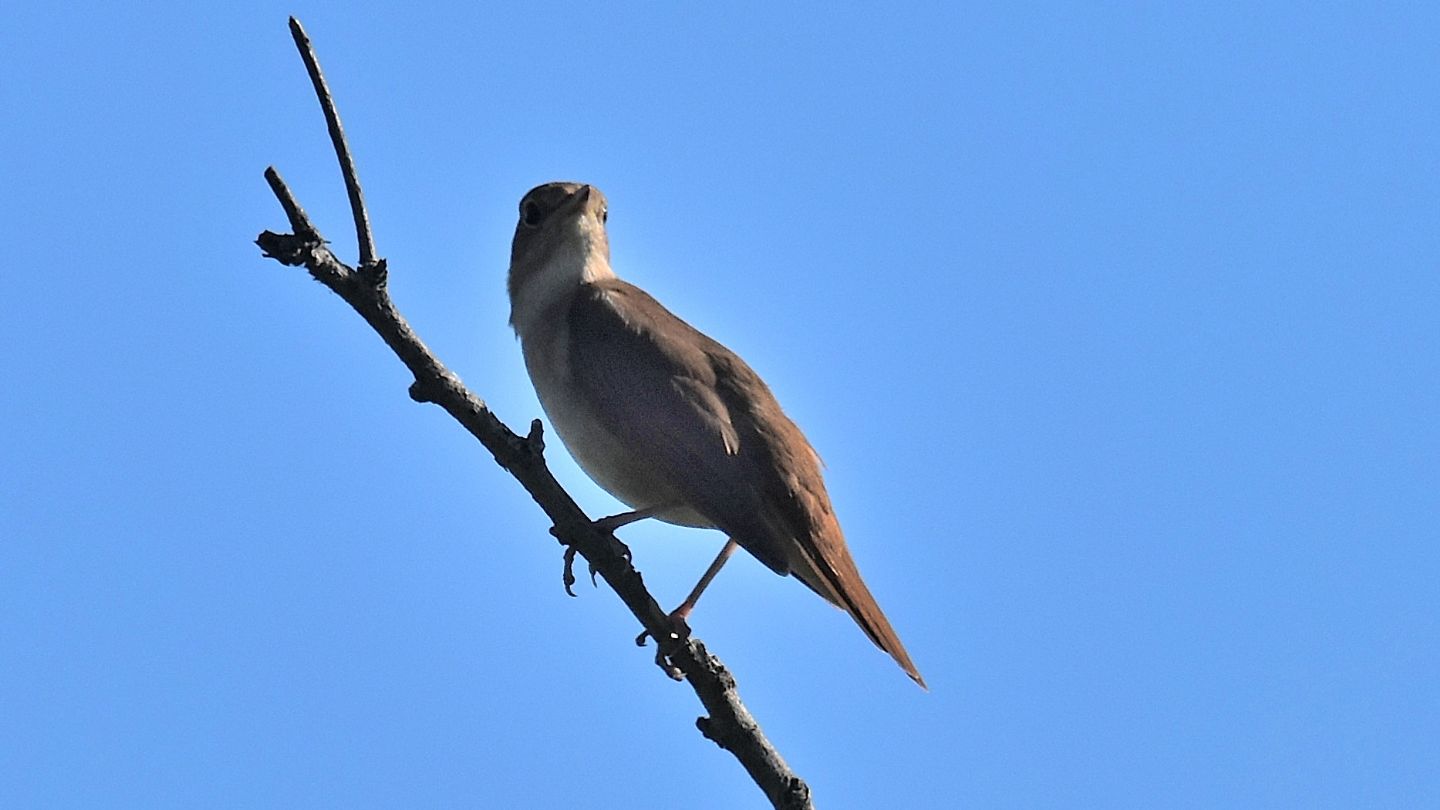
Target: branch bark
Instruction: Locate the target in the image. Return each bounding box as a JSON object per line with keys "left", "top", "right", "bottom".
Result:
{"left": 256, "top": 17, "right": 813, "bottom": 810}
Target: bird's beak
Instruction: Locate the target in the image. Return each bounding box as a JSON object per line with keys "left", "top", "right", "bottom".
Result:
{"left": 563, "top": 184, "right": 600, "bottom": 220}
{"left": 544, "top": 185, "right": 589, "bottom": 221}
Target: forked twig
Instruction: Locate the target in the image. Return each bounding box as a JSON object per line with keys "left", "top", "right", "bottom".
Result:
{"left": 287, "top": 16, "right": 376, "bottom": 268}
{"left": 255, "top": 17, "right": 813, "bottom": 810}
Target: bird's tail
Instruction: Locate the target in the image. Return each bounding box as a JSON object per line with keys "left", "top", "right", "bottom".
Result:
{"left": 789, "top": 531, "right": 927, "bottom": 689}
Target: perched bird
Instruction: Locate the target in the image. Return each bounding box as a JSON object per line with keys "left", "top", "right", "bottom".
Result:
{"left": 508, "top": 182, "right": 924, "bottom": 687}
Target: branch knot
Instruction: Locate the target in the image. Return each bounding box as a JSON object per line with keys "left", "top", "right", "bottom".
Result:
{"left": 255, "top": 230, "right": 317, "bottom": 267}
{"left": 357, "top": 258, "right": 388, "bottom": 288}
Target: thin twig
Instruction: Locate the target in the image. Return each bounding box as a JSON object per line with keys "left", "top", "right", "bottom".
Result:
{"left": 287, "top": 16, "right": 376, "bottom": 268}
{"left": 257, "top": 18, "right": 814, "bottom": 810}
{"left": 263, "top": 167, "right": 317, "bottom": 240}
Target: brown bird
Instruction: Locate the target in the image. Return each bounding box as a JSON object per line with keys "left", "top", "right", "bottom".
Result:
{"left": 507, "top": 182, "right": 924, "bottom": 687}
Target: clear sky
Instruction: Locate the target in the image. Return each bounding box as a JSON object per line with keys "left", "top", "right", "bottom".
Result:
{"left": 3, "top": 3, "right": 1437, "bottom": 808}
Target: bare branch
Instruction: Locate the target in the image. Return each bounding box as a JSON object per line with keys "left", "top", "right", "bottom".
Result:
{"left": 257, "top": 18, "right": 813, "bottom": 810}
{"left": 287, "top": 16, "right": 377, "bottom": 268}
{"left": 262, "top": 167, "right": 316, "bottom": 240}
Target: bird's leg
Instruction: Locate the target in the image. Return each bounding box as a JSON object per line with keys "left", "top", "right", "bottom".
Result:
{"left": 671, "top": 537, "right": 740, "bottom": 621}
{"left": 593, "top": 503, "right": 671, "bottom": 533}
{"left": 561, "top": 504, "right": 676, "bottom": 595}
{"left": 636, "top": 537, "right": 740, "bottom": 647}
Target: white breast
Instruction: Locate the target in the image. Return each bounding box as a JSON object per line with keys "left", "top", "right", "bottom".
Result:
{"left": 519, "top": 313, "right": 713, "bottom": 529}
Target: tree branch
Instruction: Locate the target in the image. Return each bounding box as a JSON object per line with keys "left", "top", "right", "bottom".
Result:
{"left": 256, "top": 18, "right": 813, "bottom": 810}
{"left": 287, "top": 16, "right": 377, "bottom": 268}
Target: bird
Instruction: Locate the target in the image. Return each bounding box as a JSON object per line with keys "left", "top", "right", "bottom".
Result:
{"left": 507, "top": 181, "right": 924, "bottom": 688}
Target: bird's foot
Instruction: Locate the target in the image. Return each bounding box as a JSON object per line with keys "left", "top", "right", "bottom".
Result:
{"left": 636, "top": 610, "right": 691, "bottom": 681}
{"left": 652, "top": 645, "right": 685, "bottom": 681}
{"left": 589, "top": 514, "right": 635, "bottom": 567}
{"left": 559, "top": 545, "right": 608, "bottom": 596}
{"left": 553, "top": 515, "right": 636, "bottom": 596}
{"left": 554, "top": 529, "right": 632, "bottom": 596}
{"left": 635, "top": 608, "right": 692, "bottom": 648}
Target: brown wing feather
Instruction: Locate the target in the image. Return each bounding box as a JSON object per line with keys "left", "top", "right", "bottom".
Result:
{"left": 567, "top": 279, "right": 924, "bottom": 686}
{"left": 707, "top": 350, "right": 927, "bottom": 688}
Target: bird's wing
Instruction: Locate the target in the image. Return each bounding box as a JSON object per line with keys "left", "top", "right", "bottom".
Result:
{"left": 567, "top": 278, "right": 924, "bottom": 686}
{"left": 566, "top": 277, "right": 866, "bottom": 594}
{"left": 565, "top": 278, "right": 792, "bottom": 573}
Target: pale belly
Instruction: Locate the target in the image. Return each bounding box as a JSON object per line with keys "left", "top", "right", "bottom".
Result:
{"left": 522, "top": 338, "right": 713, "bottom": 529}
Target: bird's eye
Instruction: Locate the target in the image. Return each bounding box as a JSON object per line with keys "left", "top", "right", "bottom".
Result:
{"left": 521, "top": 200, "right": 543, "bottom": 227}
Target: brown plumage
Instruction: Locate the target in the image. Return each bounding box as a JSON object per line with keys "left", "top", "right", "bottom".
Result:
{"left": 508, "top": 182, "right": 924, "bottom": 688}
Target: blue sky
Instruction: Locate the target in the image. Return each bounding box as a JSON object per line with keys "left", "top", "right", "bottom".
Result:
{"left": 3, "top": 3, "right": 1437, "bottom": 807}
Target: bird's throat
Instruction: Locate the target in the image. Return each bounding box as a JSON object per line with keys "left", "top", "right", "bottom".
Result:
{"left": 509, "top": 247, "right": 614, "bottom": 337}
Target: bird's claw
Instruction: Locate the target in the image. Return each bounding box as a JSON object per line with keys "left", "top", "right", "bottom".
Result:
{"left": 636, "top": 618, "right": 689, "bottom": 682}
{"left": 562, "top": 547, "right": 578, "bottom": 596}
{"left": 561, "top": 546, "right": 601, "bottom": 597}
{"left": 635, "top": 612, "right": 692, "bottom": 648}
{"left": 589, "top": 517, "right": 635, "bottom": 565}
{"left": 655, "top": 645, "right": 684, "bottom": 681}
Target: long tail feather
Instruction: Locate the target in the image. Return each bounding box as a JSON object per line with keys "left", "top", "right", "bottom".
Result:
{"left": 789, "top": 537, "right": 927, "bottom": 689}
